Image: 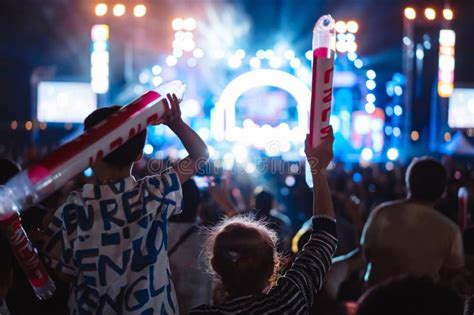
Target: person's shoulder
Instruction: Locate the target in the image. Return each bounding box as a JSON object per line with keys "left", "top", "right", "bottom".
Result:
{"left": 428, "top": 208, "right": 461, "bottom": 232}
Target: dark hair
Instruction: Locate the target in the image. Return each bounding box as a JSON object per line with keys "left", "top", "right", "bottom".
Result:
{"left": 255, "top": 190, "right": 273, "bottom": 214}
{"left": 464, "top": 228, "right": 474, "bottom": 256}
{"left": 357, "top": 276, "right": 463, "bottom": 315}
{"left": 0, "top": 159, "right": 21, "bottom": 184}
{"left": 406, "top": 157, "right": 447, "bottom": 202}
{"left": 208, "top": 217, "right": 281, "bottom": 297}
{"left": 170, "top": 179, "right": 200, "bottom": 223}
{"left": 84, "top": 106, "right": 147, "bottom": 168}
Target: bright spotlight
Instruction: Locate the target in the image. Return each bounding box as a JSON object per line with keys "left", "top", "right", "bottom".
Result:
{"left": 346, "top": 41, "right": 357, "bottom": 53}
{"left": 404, "top": 7, "right": 416, "bottom": 20}
{"left": 305, "top": 50, "right": 313, "bottom": 61}
{"left": 424, "top": 8, "right": 436, "bottom": 20}
{"left": 387, "top": 148, "right": 399, "bottom": 161}
{"left": 228, "top": 55, "right": 242, "bottom": 69}
{"left": 133, "top": 4, "right": 146, "bottom": 17}
{"left": 290, "top": 58, "right": 301, "bottom": 69}
{"left": 393, "top": 127, "right": 401, "bottom": 137}
{"left": 366, "top": 70, "right": 376, "bottom": 80}
{"left": 95, "top": 3, "right": 107, "bottom": 16}
{"left": 366, "top": 93, "right": 376, "bottom": 103}
{"left": 166, "top": 55, "right": 178, "bottom": 67}
{"left": 346, "top": 20, "right": 359, "bottom": 33}
{"left": 336, "top": 41, "right": 347, "bottom": 53}
{"left": 269, "top": 57, "right": 282, "bottom": 69}
{"left": 284, "top": 50, "right": 295, "bottom": 60}
{"left": 113, "top": 4, "right": 126, "bottom": 17}
{"left": 184, "top": 18, "right": 196, "bottom": 31}
{"left": 193, "top": 48, "right": 204, "bottom": 59}
{"left": 365, "top": 103, "right": 376, "bottom": 113}
{"left": 172, "top": 18, "right": 184, "bottom": 31}
{"left": 394, "top": 105, "right": 403, "bottom": 116}
{"left": 361, "top": 148, "right": 373, "bottom": 161}
{"left": 152, "top": 65, "right": 162, "bottom": 75}
{"left": 443, "top": 8, "right": 453, "bottom": 21}
{"left": 152, "top": 76, "right": 163, "bottom": 87}
{"left": 250, "top": 57, "right": 261, "bottom": 68}
{"left": 236, "top": 49, "right": 246, "bottom": 59}
{"left": 335, "top": 21, "right": 347, "bottom": 33}
{"left": 354, "top": 59, "right": 363, "bottom": 68}
{"left": 366, "top": 80, "right": 376, "bottom": 90}
{"left": 411, "top": 130, "right": 419, "bottom": 141}
{"left": 144, "top": 144, "right": 154, "bottom": 155}
{"left": 285, "top": 175, "right": 296, "bottom": 187}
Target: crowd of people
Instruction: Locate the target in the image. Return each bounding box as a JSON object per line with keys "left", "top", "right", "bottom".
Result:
{"left": 0, "top": 93, "right": 473, "bottom": 314}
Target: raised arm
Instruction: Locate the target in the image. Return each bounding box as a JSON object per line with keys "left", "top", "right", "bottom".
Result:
{"left": 162, "top": 94, "right": 209, "bottom": 183}
{"left": 305, "top": 127, "right": 336, "bottom": 220}
{"left": 263, "top": 129, "right": 337, "bottom": 313}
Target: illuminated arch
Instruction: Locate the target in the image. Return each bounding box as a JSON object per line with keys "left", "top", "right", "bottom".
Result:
{"left": 212, "top": 69, "right": 311, "bottom": 142}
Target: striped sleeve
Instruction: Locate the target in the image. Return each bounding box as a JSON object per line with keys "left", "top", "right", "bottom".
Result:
{"left": 268, "top": 216, "right": 337, "bottom": 312}
{"left": 189, "top": 217, "right": 337, "bottom": 314}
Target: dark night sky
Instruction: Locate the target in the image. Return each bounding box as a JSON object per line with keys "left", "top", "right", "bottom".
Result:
{"left": 0, "top": 0, "right": 473, "bottom": 124}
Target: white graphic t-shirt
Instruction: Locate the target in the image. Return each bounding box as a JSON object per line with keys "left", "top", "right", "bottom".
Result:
{"left": 44, "top": 169, "right": 182, "bottom": 315}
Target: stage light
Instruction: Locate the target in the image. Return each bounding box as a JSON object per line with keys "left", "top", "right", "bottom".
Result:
{"left": 91, "top": 24, "right": 109, "bottom": 94}
{"left": 290, "top": 58, "right": 301, "bottom": 69}
{"left": 394, "top": 85, "right": 403, "bottom": 96}
{"left": 305, "top": 50, "right": 313, "bottom": 61}
{"left": 337, "top": 33, "right": 346, "bottom": 42}
{"left": 365, "top": 103, "right": 376, "bottom": 113}
{"left": 172, "top": 18, "right": 184, "bottom": 31}
{"left": 285, "top": 175, "right": 296, "bottom": 187}
{"left": 385, "top": 126, "right": 393, "bottom": 135}
{"left": 95, "top": 3, "right": 107, "bottom": 16}
{"left": 387, "top": 148, "right": 399, "bottom": 161}
{"left": 134, "top": 4, "right": 146, "bottom": 17}
{"left": 348, "top": 52, "right": 358, "bottom": 61}
{"left": 393, "top": 127, "right": 401, "bottom": 137}
{"left": 250, "top": 57, "right": 261, "bottom": 68}
{"left": 403, "top": 37, "right": 411, "bottom": 46}
{"left": 361, "top": 148, "right": 373, "bottom": 161}
{"left": 366, "top": 80, "right": 376, "bottom": 90}
{"left": 184, "top": 18, "right": 196, "bottom": 31}
{"left": 345, "top": 33, "right": 356, "bottom": 42}
{"left": 152, "top": 65, "right": 162, "bottom": 75}
{"left": 182, "top": 38, "right": 195, "bottom": 51}
{"left": 113, "top": 4, "right": 126, "bottom": 17}
{"left": 269, "top": 56, "right": 282, "bottom": 69}
{"left": 411, "top": 130, "right": 419, "bottom": 141}
{"left": 228, "top": 55, "right": 242, "bottom": 69}
{"left": 336, "top": 41, "right": 347, "bottom": 53}
{"left": 144, "top": 144, "right": 154, "bottom": 155}
{"left": 416, "top": 47, "right": 424, "bottom": 60}
{"left": 366, "top": 70, "right": 376, "bottom": 80}
{"left": 173, "top": 49, "right": 183, "bottom": 58}
{"left": 366, "top": 93, "right": 376, "bottom": 103}
{"left": 443, "top": 8, "right": 453, "bottom": 21}
{"left": 152, "top": 76, "right": 163, "bottom": 87}
{"left": 444, "top": 132, "right": 451, "bottom": 142}
{"left": 354, "top": 59, "right": 363, "bottom": 68}
{"left": 346, "top": 21, "right": 359, "bottom": 33}
{"left": 346, "top": 41, "right": 357, "bottom": 53}
{"left": 424, "top": 8, "right": 436, "bottom": 20}
{"left": 245, "top": 163, "right": 256, "bottom": 174}
{"left": 166, "top": 55, "right": 178, "bottom": 67}
{"left": 438, "top": 29, "right": 456, "bottom": 98}
{"left": 264, "top": 49, "right": 274, "bottom": 59}
{"left": 138, "top": 71, "right": 150, "bottom": 84}
{"left": 335, "top": 21, "right": 347, "bottom": 33}
{"left": 84, "top": 168, "right": 93, "bottom": 177}
{"left": 256, "top": 50, "right": 265, "bottom": 59}
{"left": 404, "top": 7, "right": 416, "bottom": 20}
{"left": 394, "top": 105, "right": 403, "bottom": 116}
{"left": 10, "top": 120, "right": 17, "bottom": 130}
{"left": 193, "top": 48, "right": 204, "bottom": 59}
{"left": 385, "top": 162, "right": 394, "bottom": 171}
{"left": 25, "top": 121, "right": 33, "bottom": 131}
{"left": 232, "top": 144, "right": 248, "bottom": 164}
{"left": 284, "top": 50, "right": 295, "bottom": 60}
{"left": 236, "top": 49, "right": 246, "bottom": 59}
